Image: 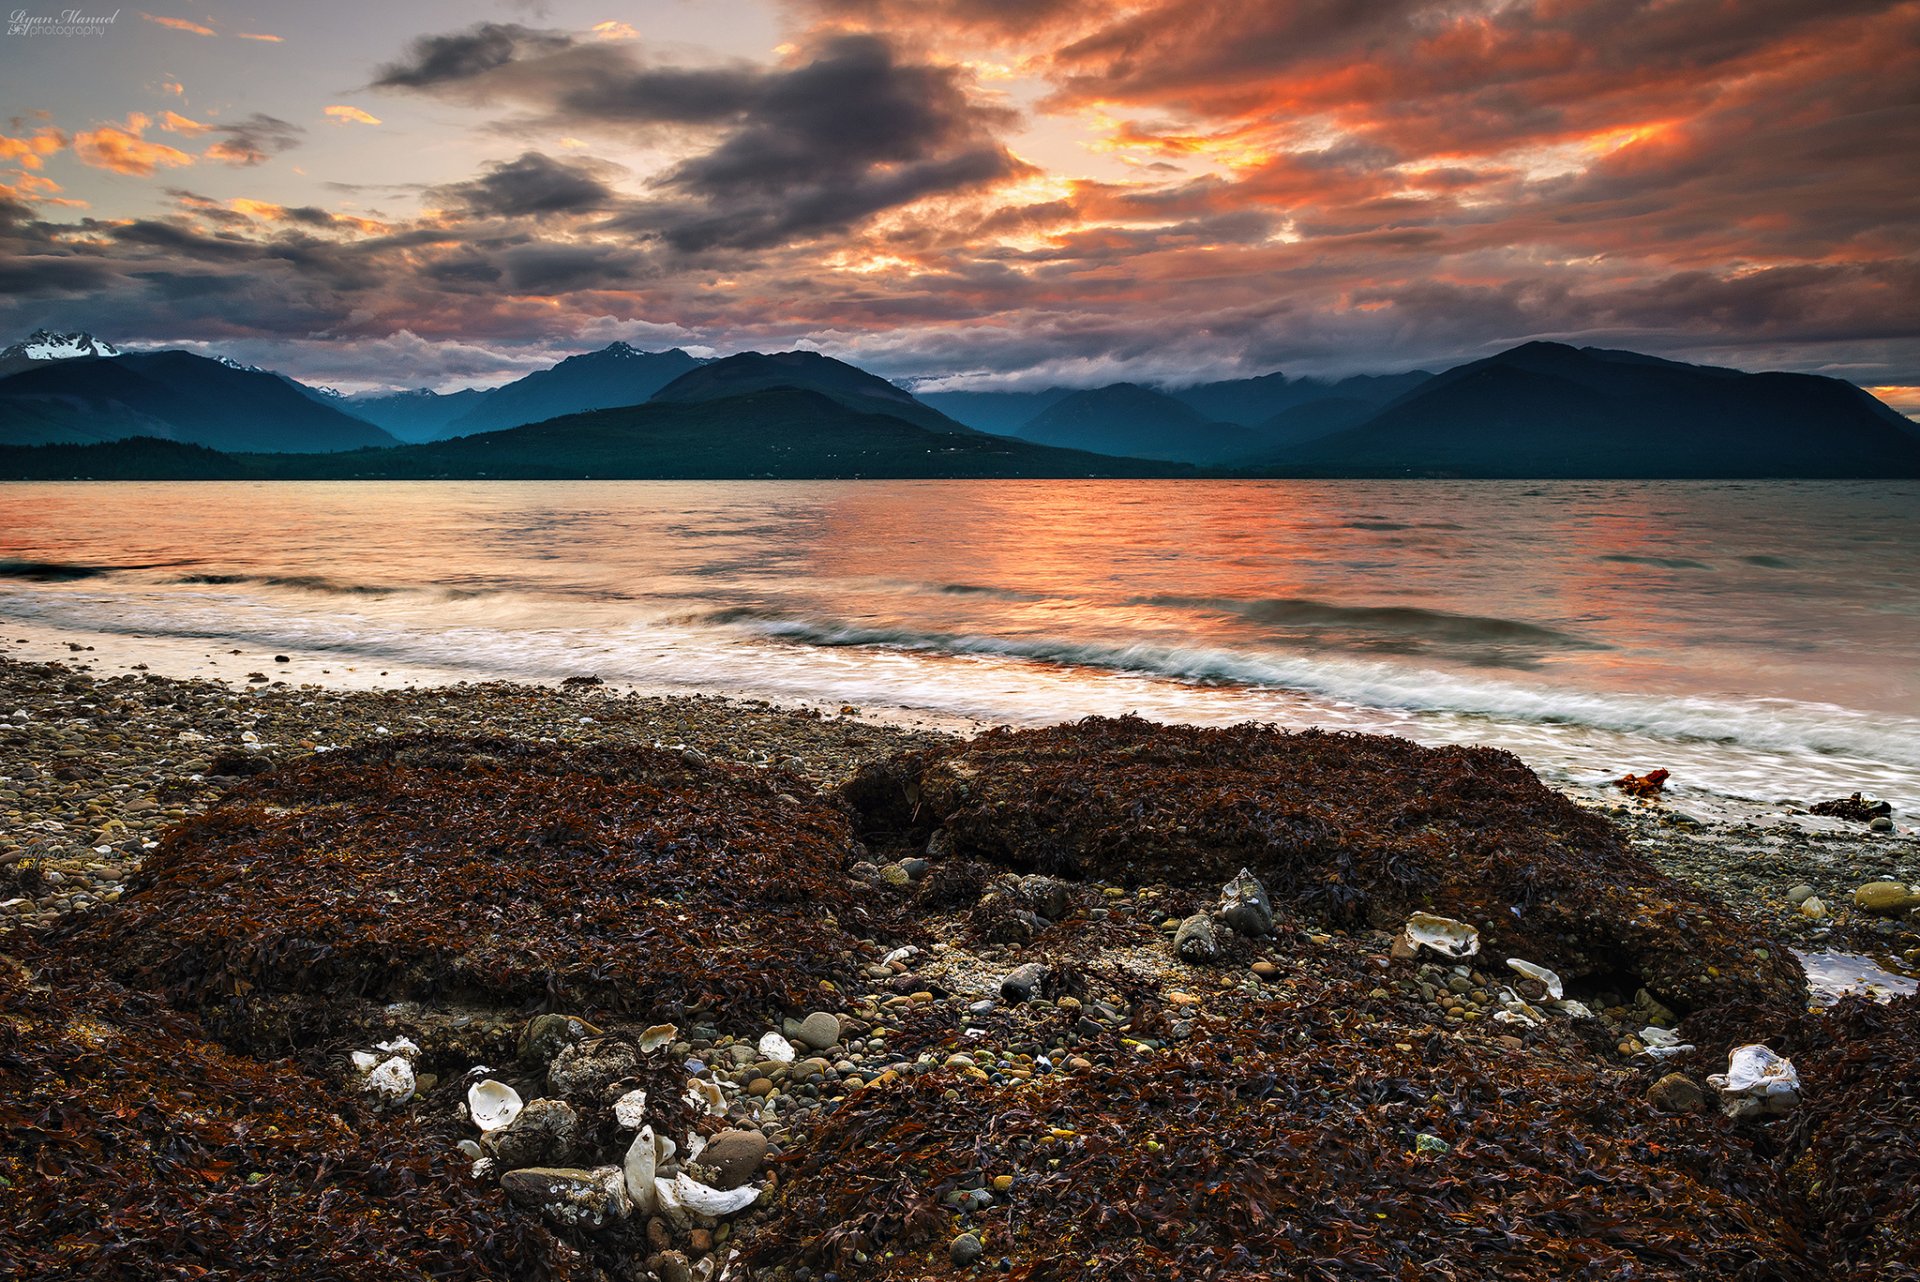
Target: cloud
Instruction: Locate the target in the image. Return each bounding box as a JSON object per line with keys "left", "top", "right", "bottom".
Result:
{"left": 73, "top": 113, "right": 195, "bottom": 176}
{"left": 138, "top": 11, "right": 216, "bottom": 36}
{"left": 590, "top": 20, "right": 638, "bottom": 41}
{"left": 236, "top": 32, "right": 283, "bottom": 42}
{"left": 157, "top": 110, "right": 210, "bottom": 135}
{"left": 202, "top": 114, "right": 304, "bottom": 167}
{"left": 378, "top": 25, "right": 1028, "bottom": 250}
{"left": 432, "top": 151, "right": 616, "bottom": 218}
{"left": 324, "top": 105, "right": 382, "bottom": 126}
{"left": 0, "top": 126, "right": 66, "bottom": 169}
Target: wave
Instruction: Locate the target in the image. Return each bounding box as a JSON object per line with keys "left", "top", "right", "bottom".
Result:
{"left": 174, "top": 573, "right": 401, "bottom": 597}
{"left": 936, "top": 583, "right": 1052, "bottom": 602}
{"left": 0, "top": 559, "right": 169, "bottom": 582}
{"left": 732, "top": 615, "right": 1920, "bottom": 770}
{"left": 1135, "top": 594, "right": 1597, "bottom": 649}
{"left": 1597, "top": 554, "right": 1713, "bottom": 570}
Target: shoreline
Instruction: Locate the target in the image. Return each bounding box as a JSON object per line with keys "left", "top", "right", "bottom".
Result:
{"left": 4, "top": 651, "right": 1918, "bottom": 1279}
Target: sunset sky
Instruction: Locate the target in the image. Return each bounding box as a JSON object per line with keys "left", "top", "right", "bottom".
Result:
{"left": 1, "top": 0, "right": 1915, "bottom": 403}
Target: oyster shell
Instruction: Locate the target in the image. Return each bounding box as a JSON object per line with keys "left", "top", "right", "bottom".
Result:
{"left": 1403, "top": 912, "right": 1479, "bottom": 959}
{"left": 466, "top": 1078, "right": 524, "bottom": 1132}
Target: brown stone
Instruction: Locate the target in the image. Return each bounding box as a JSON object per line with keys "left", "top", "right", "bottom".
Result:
{"left": 1646, "top": 1072, "right": 1708, "bottom": 1114}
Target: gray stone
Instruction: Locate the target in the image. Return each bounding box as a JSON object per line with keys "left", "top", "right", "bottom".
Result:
{"left": 518, "top": 1012, "right": 599, "bottom": 1067}
{"left": 1219, "top": 867, "right": 1274, "bottom": 937}
{"left": 1785, "top": 884, "right": 1816, "bottom": 906}
{"left": 795, "top": 1010, "right": 842, "bottom": 1050}
{"left": 1000, "top": 962, "right": 1048, "bottom": 1003}
{"left": 1870, "top": 816, "right": 1895, "bottom": 832}
{"left": 950, "top": 1232, "right": 985, "bottom": 1266}
{"left": 486, "top": 1098, "right": 579, "bottom": 1169}
{"left": 499, "top": 1165, "right": 628, "bottom": 1229}
{"left": 1173, "top": 913, "right": 1218, "bottom": 962}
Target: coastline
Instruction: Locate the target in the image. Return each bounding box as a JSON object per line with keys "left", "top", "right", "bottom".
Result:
{"left": 3, "top": 651, "right": 1917, "bottom": 1279}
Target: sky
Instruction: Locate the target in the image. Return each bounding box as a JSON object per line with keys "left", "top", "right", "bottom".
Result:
{"left": 0, "top": 0, "right": 1915, "bottom": 404}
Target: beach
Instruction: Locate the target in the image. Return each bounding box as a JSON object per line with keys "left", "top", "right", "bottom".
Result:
{"left": 3, "top": 651, "right": 1917, "bottom": 1279}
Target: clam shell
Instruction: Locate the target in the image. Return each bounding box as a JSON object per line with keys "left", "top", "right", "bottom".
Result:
{"left": 672, "top": 1173, "right": 759, "bottom": 1217}
{"left": 1403, "top": 912, "right": 1480, "bottom": 958}
{"left": 613, "top": 1088, "right": 648, "bottom": 1129}
{"left": 1505, "top": 958, "right": 1564, "bottom": 1000}
{"left": 466, "top": 1078, "right": 524, "bottom": 1132}
{"left": 1713, "top": 1043, "right": 1799, "bottom": 1095}
{"left": 639, "top": 1023, "right": 678, "bottom": 1052}
{"left": 758, "top": 1031, "right": 796, "bottom": 1063}
{"left": 684, "top": 1078, "right": 727, "bottom": 1116}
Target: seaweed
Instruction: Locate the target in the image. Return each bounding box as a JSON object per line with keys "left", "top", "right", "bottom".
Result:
{"left": 843, "top": 718, "right": 1802, "bottom": 1020}
{"left": 57, "top": 736, "right": 905, "bottom": 1045}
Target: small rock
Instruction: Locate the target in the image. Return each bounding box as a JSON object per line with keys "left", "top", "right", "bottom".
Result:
{"left": 700, "top": 1129, "right": 768, "bottom": 1190}
{"left": 1250, "top": 960, "right": 1279, "bottom": 979}
{"left": 1173, "top": 913, "right": 1218, "bottom": 962}
{"left": 519, "top": 1013, "right": 598, "bottom": 1067}
{"left": 1855, "top": 881, "right": 1920, "bottom": 915}
{"left": 1870, "top": 816, "right": 1895, "bottom": 833}
{"left": 658, "top": 1250, "right": 693, "bottom": 1282}
{"left": 1785, "top": 884, "right": 1816, "bottom": 906}
{"left": 795, "top": 1011, "right": 842, "bottom": 1050}
{"left": 1646, "top": 1073, "right": 1707, "bottom": 1114}
{"left": 1000, "top": 962, "right": 1048, "bottom": 1003}
{"left": 1219, "top": 867, "right": 1274, "bottom": 937}
{"left": 951, "top": 1232, "right": 985, "bottom": 1266}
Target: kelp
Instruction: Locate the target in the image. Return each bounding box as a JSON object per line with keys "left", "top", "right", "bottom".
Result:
{"left": 750, "top": 967, "right": 1815, "bottom": 1281}
{"left": 0, "top": 943, "right": 574, "bottom": 1281}
{"left": 59, "top": 736, "right": 900, "bottom": 1041}
{"left": 844, "top": 717, "right": 1801, "bottom": 1018}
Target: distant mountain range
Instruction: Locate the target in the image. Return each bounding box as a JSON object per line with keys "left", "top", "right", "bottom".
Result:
{"left": 0, "top": 328, "right": 1914, "bottom": 478}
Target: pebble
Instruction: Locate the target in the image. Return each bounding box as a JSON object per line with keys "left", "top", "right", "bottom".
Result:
{"left": 950, "top": 1232, "right": 985, "bottom": 1266}
{"left": 795, "top": 1011, "right": 842, "bottom": 1050}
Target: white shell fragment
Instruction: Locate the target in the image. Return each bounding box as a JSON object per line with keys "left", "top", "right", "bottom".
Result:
{"left": 624, "top": 1126, "right": 659, "bottom": 1215}
{"left": 365, "top": 1056, "right": 416, "bottom": 1104}
{"left": 375, "top": 1036, "right": 421, "bottom": 1058}
{"left": 758, "top": 1031, "right": 796, "bottom": 1063}
{"left": 684, "top": 1131, "right": 707, "bottom": 1164}
{"left": 466, "top": 1078, "right": 525, "bottom": 1132}
{"left": 613, "top": 1089, "right": 649, "bottom": 1129}
{"left": 672, "top": 1173, "right": 759, "bottom": 1218}
{"left": 685, "top": 1077, "right": 728, "bottom": 1116}
{"left": 1707, "top": 1043, "right": 1801, "bottom": 1119}
{"left": 1403, "top": 912, "right": 1480, "bottom": 958}
{"left": 640, "top": 1023, "right": 678, "bottom": 1052}
{"left": 1639, "top": 1026, "right": 1695, "bottom": 1058}
{"left": 881, "top": 946, "right": 919, "bottom": 967}
{"left": 351, "top": 1050, "right": 378, "bottom": 1072}
{"left": 1505, "top": 958, "right": 1564, "bottom": 1001}
{"left": 456, "top": 1139, "right": 484, "bottom": 1160}
{"left": 1552, "top": 999, "right": 1595, "bottom": 1019}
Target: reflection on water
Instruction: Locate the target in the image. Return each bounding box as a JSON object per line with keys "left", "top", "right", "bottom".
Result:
{"left": 2, "top": 478, "right": 1918, "bottom": 808}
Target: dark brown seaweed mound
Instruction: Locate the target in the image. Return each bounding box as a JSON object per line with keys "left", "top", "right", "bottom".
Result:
{"left": 0, "top": 946, "right": 573, "bottom": 1281}
{"left": 1786, "top": 994, "right": 1920, "bottom": 1279}
{"left": 844, "top": 717, "right": 1801, "bottom": 1016}
{"left": 750, "top": 972, "right": 1809, "bottom": 1281}
{"left": 66, "top": 736, "right": 893, "bottom": 1035}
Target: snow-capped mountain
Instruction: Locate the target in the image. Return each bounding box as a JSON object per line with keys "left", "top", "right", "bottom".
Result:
{"left": 0, "top": 329, "right": 122, "bottom": 377}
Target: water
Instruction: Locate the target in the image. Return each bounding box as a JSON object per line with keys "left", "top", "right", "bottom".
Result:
{"left": 3, "top": 478, "right": 1917, "bottom": 810}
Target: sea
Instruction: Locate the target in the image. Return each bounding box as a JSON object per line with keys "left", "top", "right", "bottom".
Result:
{"left": 3, "top": 478, "right": 1917, "bottom": 813}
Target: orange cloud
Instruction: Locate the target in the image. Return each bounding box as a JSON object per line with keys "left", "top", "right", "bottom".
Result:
{"left": 138, "top": 11, "right": 216, "bottom": 36}
{"left": 72, "top": 113, "right": 195, "bottom": 176}
{"left": 158, "top": 110, "right": 210, "bottom": 135}
{"left": 236, "top": 32, "right": 282, "bottom": 42}
{"left": 0, "top": 127, "right": 66, "bottom": 170}
{"left": 324, "top": 105, "right": 382, "bottom": 126}
{"left": 160, "top": 81, "right": 185, "bottom": 96}
{"left": 590, "top": 20, "right": 639, "bottom": 40}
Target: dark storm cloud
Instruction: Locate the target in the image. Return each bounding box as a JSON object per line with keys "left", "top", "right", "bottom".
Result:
{"left": 371, "top": 23, "right": 572, "bottom": 89}
{"left": 374, "top": 27, "right": 1024, "bottom": 250}
{"left": 433, "top": 152, "right": 615, "bottom": 218}
{"left": 204, "top": 114, "right": 305, "bottom": 167}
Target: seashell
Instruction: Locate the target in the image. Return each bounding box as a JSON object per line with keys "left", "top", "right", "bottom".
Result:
{"left": 640, "top": 1024, "right": 678, "bottom": 1052}
{"left": 758, "top": 1031, "right": 795, "bottom": 1063}
{"left": 684, "top": 1131, "right": 707, "bottom": 1164}
{"left": 351, "top": 1050, "right": 378, "bottom": 1072}
{"left": 613, "top": 1088, "right": 648, "bottom": 1129}
{"left": 655, "top": 1130, "right": 678, "bottom": 1166}
{"left": 456, "top": 1139, "right": 484, "bottom": 1160}
{"left": 466, "top": 1078, "right": 524, "bottom": 1132}
{"left": 881, "top": 946, "right": 918, "bottom": 966}
{"left": 623, "top": 1126, "right": 658, "bottom": 1215}
{"left": 1552, "top": 999, "right": 1595, "bottom": 1019}
{"left": 375, "top": 1036, "right": 421, "bottom": 1059}
{"left": 672, "top": 1173, "right": 759, "bottom": 1218}
{"left": 1639, "top": 1025, "right": 1694, "bottom": 1057}
{"left": 1505, "top": 958, "right": 1563, "bottom": 1000}
{"left": 470, "top": 1156, "right": 496, "bottom": 1180}
{"left": 365, "top": 1056, "right": 416, "bottom": 1104}
{"left": 654, "top": 1173, "right": 683, "bottom": 1222}
{"left": 1707, "top": 1043, "right": 1800, "bottom": 1118}
{"left": 685, "top": 1078, "right": 727, "bottom": 1116}
{"left": 1403, "top": 912, "right": 1480, "bottom": 959}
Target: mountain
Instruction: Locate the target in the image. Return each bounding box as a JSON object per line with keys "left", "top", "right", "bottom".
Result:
{"left": 0, "top": 388, "right": 1189, "bottom": 479}
{"left": 1258, "top": 342, "right": 1920, "bottom": 477}
{"left": 651, "top": 351, "right": 974, "bottom": 436}
{"left": 915, "top": 387, "right": 1076, "bottom": 434}
{"left": 1014, "top": 383, "right": 1260, "bottom": 464}
{"left": 0, "top": 351, "right": 398, "bottom": 453}
{"left": 0, "top": 436, "right": 250, "bottom": 479}
{"left": 1172, "top": 370, "right": 1435, "bottom": 427}
{"left": 0, "top": 329, "right": 122, "bottom": 378}
{"left": 440, "top": 343, "right": 703, "bottom": 438}
{"left": 345, "top": 387, "right": 491, "bottom": 443}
